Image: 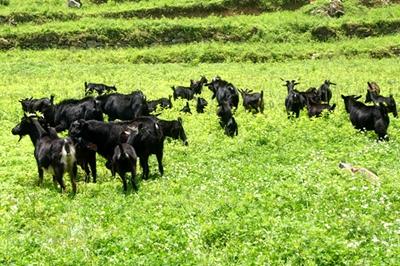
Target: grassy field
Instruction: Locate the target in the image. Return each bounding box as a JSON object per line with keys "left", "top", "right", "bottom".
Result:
{"left": 1, "top": 56, "right": 400, "bottom": 264}
{"left": 1, "top": 0, "right": 400, "bottom": 264}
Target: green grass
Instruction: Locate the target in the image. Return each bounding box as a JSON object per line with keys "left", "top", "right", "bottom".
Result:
{"left": 1, "top": 56, "right": 400, "bottom": 264}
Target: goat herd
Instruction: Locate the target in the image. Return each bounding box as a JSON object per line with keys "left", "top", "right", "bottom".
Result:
{"left": 11, "top": 76, "right": 397, "bottom": 194}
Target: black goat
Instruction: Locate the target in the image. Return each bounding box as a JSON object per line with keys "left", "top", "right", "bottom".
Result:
{"left": 206, "top": 76, "right": 239, "bottom": 109}
{"left": 69, "top": 117, "right": 165, "bottom": 180}
{"left": 283, "top": 80, "right": 306, "bottom": 118}
{"left": 180, "top": 102, "right": 192, "bottom": 114}
{"left": 239, "top": 88, "right": 264, "bottom": 113}
{"left": 318, "top": 80, "right": 336, "bottom": 104}
{"left": 306, "top": 99, "right": 336, "bottom": 118}
{"left": 299, "top": 87, "right": 321, "bottom": 104}
{"left": 342, "top": 95, "right": 390, "bottom": 141}
{"left": 217, "top": 100, "right": 238, "bottom": 137}
{"left": 20, "top": 95, "right": 55, "bottom": 113}
{"left": 96, "top": 91, "right": 149, "bottom": 121}
{"left": 147, "top": 96, "right": 172, "bottom": 113}
{"left": 111, "top": 142, "right": 138, "bottom": 192}
{"left": 157, "top": 117, "right": 188, "bottom": 146}
{"left": 365, "top": 91, "right": 397, "bottom": 118}
{"left": 84, "top": 82, "right": 117, "bottom": 96}
{"left": 196, "top": 97, "right": 208, "bottom": 113}
{"left": 190, "top": 76, "right": 208, "bottom": 94}
{"left": 12, "top": 114, "right": 77, "bottom": 193}
{"left": 171, "top": 86, "right": 195, "bottom": 101}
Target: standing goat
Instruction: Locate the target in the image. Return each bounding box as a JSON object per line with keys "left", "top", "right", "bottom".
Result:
{"left": 239, "top": 88, "right": 264, "bottom": 114}
{"left": 111, "top": 141, "right": 138, "bottom": 192}
{"left": 12, "top": 114, "right": 77, "bottom": 193}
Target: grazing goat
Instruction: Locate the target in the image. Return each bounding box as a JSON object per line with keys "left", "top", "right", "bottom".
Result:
{"left": 299, "top": 87, "right": 320, "bottom": 104}
{"left": 84, "top": 82, "right": 117, "bottom": 96}
{"left": 239, "top": 88, "right": 264, "bottom": 113}
{"left": 22, "top": 95, "right": 103, "bottom": 132}
{"left": 217, "top": 100, "right": 238, "bottom": 137}
{"left": 157, "top": 117, "right": 188, "bottom": 146}
{"left": 196, "top": 97, "right": 208, "bottom": 113}
{"left": 111, "top": 142, "right": 138, "bottom": 192}
{"left": 180, "top": 102, "right": 192, "bottom": 114}
{"left": 20, "top": 95, "right": 55, "bottom": 114}
{"left": 12, "top": 114, "right": 77, "bottom": 193}
{"left": 342, "top": 95, "right": 390, "bottom": 141}
{"left": 206, "top": 76, "right": 239, "bottom": 109}
{"left": 147, "top": 96, "right": 172, "bottom": 113}
{"left": 96, "top": 91, "right": 149, "bottom": 121}
{"left": 306, "top": 98, "right": 336, "bottom": 118}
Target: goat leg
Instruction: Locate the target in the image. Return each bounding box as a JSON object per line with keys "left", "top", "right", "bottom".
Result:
{"left": 69, "top": 163, "right": 77, "bottom": 194}
{"left": 131, "top": 166, "right": 138, "bottom": 191}
{"left": 140, "top": 156, "right": 149, "bottom": 180}
{"left": 38, "top": 167, "right": 44, "bottom": 186}
{"left": 156, "top": 151, "right": 164, "bottom": 176}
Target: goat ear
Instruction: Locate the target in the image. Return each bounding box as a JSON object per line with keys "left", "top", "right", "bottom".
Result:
{"left": 341, "top": 95, "right": 345, "bottom": 99}
{"left": 355, "top": 95, "right": 362, "bottom": 100}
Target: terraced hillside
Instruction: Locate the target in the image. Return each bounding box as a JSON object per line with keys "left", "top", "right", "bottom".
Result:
{"left": 0, "top": 0, "right": 400, "bottom": 61}
{"left": 1, "top": 0, "right": 400, "bottom": 264}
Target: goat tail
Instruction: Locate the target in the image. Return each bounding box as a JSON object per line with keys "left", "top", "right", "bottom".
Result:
{"left": 330, "top": 103, "right": 336, "bottom": 112}
{"left": 62, "top": 139, "right": 76, "bottom": 168}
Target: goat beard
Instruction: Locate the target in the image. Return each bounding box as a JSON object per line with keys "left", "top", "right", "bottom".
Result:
{"left": 17, "top": 135, "right": 23, "bottom": 142}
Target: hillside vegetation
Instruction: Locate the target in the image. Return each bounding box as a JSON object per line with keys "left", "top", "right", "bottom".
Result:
{"left": 0, "top": 0, "right": 399, "bottom": 62}
{"left": 1, "top": 0, "right": 400, "bottom": 264}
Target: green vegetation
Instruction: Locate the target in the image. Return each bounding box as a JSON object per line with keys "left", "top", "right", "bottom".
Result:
{"left": 1, "top": 0, "right": 400, "bottom": 264}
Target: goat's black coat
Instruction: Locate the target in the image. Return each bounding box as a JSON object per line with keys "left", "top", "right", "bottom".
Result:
{"left": 217, "top": 100, "right": 238, "bottom": 137}
{"left": 306, "top": 99, "right": 336, "bottom": 118}
{"left": 180, "top": 102, "right": 192, "bottom": 114}
{"left": 206, "top": 77, "right": 239, "bottom": 109}
{"left": 157, "top": 117, "right": 188, "bottom": 146}
{"left": 147, "top": 96, "right": 172, "bottom": 113}
{"left": 96, "top": 91, "right": 149, "bottom": 121}
{"left": 342, "top": 95, "right": 390, "bottom": 140}
{"left": 284, "top": 80, "right": 306, "bottom": 118}
{"left": 190, "top": 76, "right": 208, "bottom": 95}
{"left": 22, "top": 96, "right": 103, "bottom": 132}
{"left": 239, "top": 89, "right": 264, "bottom": 113}
{"left": 111, "top": 143, "right": 138, "bottom": 192}
{"left": 365, "top": 91, "right": 397, "bottom": 118}
{"left": 12, "top": 115, "right": 77, "bottom": 193}
{"left": 171, "top": 86, "right": 195, "bottom": 101}
{"left": 318, "top": 80, "right": 336, "bottom": 104}
{"left": 196, "top": 97, "right": 208, "bottom": 113}
{"left": 51, "top": 97, "right": 104, "bottom": 132}
{"left": 69, "top": 116, "right": 187, "bottom": 180}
